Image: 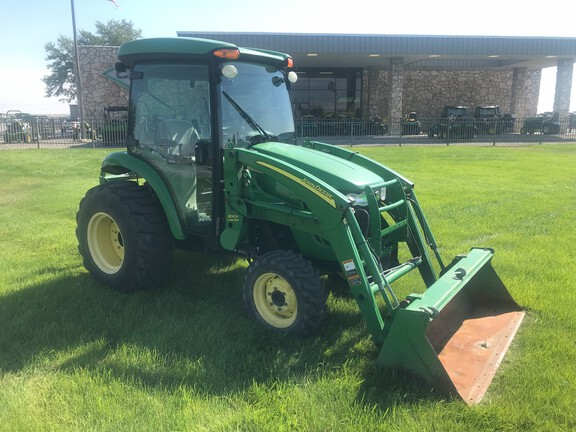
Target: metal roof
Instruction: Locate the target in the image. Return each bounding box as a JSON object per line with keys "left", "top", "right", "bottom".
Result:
{"left": 177, "top": 32, "right": 576, "bottom": 71}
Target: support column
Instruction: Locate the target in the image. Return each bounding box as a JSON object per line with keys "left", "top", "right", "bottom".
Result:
{"left": 510, "top": 67, "right": 527, "bottom": 123}
{"left": 553, "top": 58, "right": 574, "bottom": 129}
{"left": 365, "top": 67, "right": 386, "bottom": 120}
{"left": 388, "top": 57, "right": 404, "bottom": 134}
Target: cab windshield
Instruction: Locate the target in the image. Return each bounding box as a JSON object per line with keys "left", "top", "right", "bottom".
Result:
{"left": 219, "top": 62, "right": 296, "bottom": 147}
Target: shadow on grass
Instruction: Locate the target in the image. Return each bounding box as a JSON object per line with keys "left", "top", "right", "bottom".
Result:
{"left": 0, "top": 249, "right": 446, "bottom": 408}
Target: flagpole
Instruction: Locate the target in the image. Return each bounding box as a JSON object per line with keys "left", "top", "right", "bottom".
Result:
{"left": 70, "top": 0, "right": 85, "bottom": 140}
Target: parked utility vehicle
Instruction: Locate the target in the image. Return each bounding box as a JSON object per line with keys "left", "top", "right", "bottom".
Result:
{"left": 428, "top": 105, "right": 476, "bottom": 139}
{"left": 401, "top": 111, "right": 421, "bottom": 135}
{"left": 76, "top": 37, "right": 524, "bottom": 404}
{"left": 474, "top": 105, "right": 515, "bottom": 134}
{"left": 520, "top": 112, "right": 561, "bottom": 134}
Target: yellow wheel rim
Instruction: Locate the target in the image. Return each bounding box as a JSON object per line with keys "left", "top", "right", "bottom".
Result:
{"left": 87, "top": 212, "right": 124, "bottom": 274}
{"left": 253, "top": 272, "right": 298, "bottom": 328}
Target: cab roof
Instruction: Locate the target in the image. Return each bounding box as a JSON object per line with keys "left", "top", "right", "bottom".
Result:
{"left": 117, "top": 37, "right": 291, "bottom": 67}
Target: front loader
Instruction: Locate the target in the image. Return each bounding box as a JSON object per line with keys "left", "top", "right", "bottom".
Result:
{"left": 76, "top": 37, "right": 524, "bottom": 404}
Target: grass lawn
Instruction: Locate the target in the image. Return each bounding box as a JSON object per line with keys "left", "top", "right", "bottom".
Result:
{"left": 0, "top": 144, "right": 575, "bottom": 431}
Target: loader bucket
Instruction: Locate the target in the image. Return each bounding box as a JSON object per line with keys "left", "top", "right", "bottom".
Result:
{"left": 377, "top": 248, "right": 524, "bottom": 405}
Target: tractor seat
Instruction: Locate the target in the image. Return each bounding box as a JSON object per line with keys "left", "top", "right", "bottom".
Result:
{"left": 159, "top": 119, "right": 200, "bottom": 157}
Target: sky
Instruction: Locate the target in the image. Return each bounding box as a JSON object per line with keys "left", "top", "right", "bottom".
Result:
{"left": 1, "top": 0, "right": 575, "bottom": 115}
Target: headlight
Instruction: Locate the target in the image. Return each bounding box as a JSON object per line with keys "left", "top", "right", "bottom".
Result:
{"left": 377, "top": 187, "right": 387, "bottom": 202}
{"left": 347, "top": 188, "right": 387, "bottom": 206}
{"left": 346, "top": 192, "right": 368, "bottom": 206}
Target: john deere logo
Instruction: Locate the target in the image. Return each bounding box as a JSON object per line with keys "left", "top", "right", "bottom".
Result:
{"left": 300, "top": 177, "right": 334, "bottom": 205}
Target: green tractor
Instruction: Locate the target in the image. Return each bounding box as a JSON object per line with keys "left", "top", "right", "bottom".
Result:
{"left": 76, "top": 37, "right": 524, "bottom": 404}
{"left": 401, "top": 111, "right": 421, "bottom": 135}
{"left": 3, "top": 110, "right": 32, "bottom": 143}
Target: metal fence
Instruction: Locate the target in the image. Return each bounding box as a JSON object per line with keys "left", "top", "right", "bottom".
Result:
{"left": 0, "top": 116, "right": 127, "bottom": 148}
{"left": 2, "top": 115, "right": 576, "bottom": 148}
{"left": 294, "top": 115, "right": 576, "bottom": 146}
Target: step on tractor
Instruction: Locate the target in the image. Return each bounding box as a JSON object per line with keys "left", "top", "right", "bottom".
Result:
{"left": 76, "top": 37, "right": 524, "bottom": 405}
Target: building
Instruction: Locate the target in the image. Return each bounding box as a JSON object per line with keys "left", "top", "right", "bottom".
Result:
{"left": 80, "top": 32, "right": 576, "bottom": 126}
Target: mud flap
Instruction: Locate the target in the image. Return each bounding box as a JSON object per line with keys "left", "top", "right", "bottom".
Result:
{"left": 377, "top": 248, "right": 524, "bottom": 405}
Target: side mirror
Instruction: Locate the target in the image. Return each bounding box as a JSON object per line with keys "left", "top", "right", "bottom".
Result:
{"left": 114, "top": 62, "right": 129, "bottom": 79}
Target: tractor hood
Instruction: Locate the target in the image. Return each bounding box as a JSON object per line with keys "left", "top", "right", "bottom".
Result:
{"left": 252, "top": 142, "right": 384, "bottom": 193}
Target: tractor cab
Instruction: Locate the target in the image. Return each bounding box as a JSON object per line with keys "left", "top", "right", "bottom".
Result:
{"left": 112, "top": 38, "right": 297, "bottom": 236}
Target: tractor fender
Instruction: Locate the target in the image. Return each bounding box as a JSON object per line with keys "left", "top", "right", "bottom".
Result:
{"left": 99, "top": 151, "right": 186, "bottom": 240}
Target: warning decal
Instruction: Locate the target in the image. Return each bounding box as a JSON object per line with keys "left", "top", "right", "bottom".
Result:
{"left": 342, "top": 259, "right": 357, "bottom": 275}
{"left": 342, "top": 259, "right": 361, "bottom": 286}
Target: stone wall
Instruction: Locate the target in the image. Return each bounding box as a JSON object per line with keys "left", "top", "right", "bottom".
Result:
{"left": 78, "top": 46, "right": 128, "bottom": 120}
{"left": 405, "top": 70, "right": 541, "bottom": 118}
{"left": 404, "top": 70, "right": 514, "bottom": 117}
{"left": 364, "top": 69, "right": 541, "bottom": 120}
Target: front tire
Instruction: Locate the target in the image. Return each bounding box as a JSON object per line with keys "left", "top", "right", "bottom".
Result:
{"left": 243, "top": 250, "right": 326, "bottom": 335}
{"left": 76, "top": 181, "right": 174, "bottom": 292}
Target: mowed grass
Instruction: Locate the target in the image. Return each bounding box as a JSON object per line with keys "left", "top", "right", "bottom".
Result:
{"left": 0, "top": 144, "right": 574, "bottom": 431}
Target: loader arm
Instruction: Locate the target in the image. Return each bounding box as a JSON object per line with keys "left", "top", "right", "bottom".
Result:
{"left": 301, "top": 139, "right": 443, "bottom": 282}
{"left": 221, "top": 144, "right": 437, "bottom": 343}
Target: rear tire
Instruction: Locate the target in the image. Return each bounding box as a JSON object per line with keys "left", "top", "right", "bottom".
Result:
{"left": 76, "top": 181, "right": 174, "bottom": 292}
{"left": 243, "top": 250, "right": 326, "bottom": 335}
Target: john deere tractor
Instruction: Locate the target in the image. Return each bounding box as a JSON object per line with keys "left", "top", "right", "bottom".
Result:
{"left": 76, "top": 37, "right": 524, "bottom": 404}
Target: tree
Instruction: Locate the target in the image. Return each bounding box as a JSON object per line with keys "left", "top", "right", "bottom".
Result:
{"left": 43, "top": 19, "right": 142, "bottom": 102}
{"left": 78, "top": 19, "right": 142, "bottom": 46}
{"left": 43, "top": 35, "right": 76, "bottom": 102}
